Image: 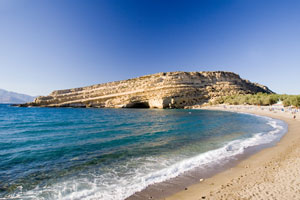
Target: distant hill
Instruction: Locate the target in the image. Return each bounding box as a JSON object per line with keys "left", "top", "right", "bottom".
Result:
{"left": 0, "top": 89, "right": 35, "bottom": 104}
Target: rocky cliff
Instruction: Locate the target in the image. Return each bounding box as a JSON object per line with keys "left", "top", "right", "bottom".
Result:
{"left": 20, "top": 71, "right": 273, "bottom": 109}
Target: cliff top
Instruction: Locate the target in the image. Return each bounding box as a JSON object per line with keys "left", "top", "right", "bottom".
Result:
{"left": 50, "top": 71, "right": 243, "bottom": 95}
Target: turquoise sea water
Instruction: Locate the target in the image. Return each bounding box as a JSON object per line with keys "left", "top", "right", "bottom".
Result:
{"left": 0, "top": 104, "right": 286, "bottom": 200}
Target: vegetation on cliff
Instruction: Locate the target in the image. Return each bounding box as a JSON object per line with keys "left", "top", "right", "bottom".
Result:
{"left": 213, "top": 93, "right": 300, "bottom": 107}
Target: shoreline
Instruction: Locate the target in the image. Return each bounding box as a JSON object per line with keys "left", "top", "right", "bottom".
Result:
{"left": 165, "top": 105, "right": 300, "bottom": 200}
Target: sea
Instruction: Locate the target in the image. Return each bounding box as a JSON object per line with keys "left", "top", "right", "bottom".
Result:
{"left": 0, "top": 104, "right": 287, "bottom": 200}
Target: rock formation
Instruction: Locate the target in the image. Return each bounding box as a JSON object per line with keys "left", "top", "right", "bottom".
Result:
{"left": 19, "top": 71, "right": 273, "bottom": 109}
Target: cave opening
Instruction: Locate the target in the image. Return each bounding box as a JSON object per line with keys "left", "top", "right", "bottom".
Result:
{"left": 126, "top": 102, "right": 150, "bottom": 108}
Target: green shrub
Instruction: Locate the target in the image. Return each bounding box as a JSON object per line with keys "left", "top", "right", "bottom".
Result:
{"left": 213, "top": 93, "right": 299, "bottom": 107}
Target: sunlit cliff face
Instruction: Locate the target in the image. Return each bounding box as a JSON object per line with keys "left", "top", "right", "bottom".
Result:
{"left": 22, "top": 71, "right": 273, "bottom": 109}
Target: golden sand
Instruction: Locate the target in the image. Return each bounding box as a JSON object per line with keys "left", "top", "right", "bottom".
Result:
{"left": 165, "top": 105, "right": 300, "bottom": 200}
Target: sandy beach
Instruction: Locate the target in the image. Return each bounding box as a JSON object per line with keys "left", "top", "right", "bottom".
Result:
{"left": 166, "top": 105, "right": 300, "bottom": 200}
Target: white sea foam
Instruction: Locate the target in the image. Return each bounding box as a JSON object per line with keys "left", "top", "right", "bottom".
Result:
{"left": 8, "top": 117, "right": 287, "bottom": 200}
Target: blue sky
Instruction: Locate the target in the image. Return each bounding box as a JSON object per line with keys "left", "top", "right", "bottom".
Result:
{"left": 0, "top": 0, "right": 300, "bottom": 96}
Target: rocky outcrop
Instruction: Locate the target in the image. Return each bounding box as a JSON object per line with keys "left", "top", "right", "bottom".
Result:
{"left": 20, "top": 71, "right": 273, "bottom": 109}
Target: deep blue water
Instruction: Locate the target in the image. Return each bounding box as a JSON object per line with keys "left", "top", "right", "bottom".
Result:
{"left": 0, "top": 104, "right": 286, "bottom": 200}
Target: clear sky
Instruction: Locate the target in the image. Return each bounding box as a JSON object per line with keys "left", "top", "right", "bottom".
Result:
{"left": 0, "top": 0, "right": 300, "bottom": 96}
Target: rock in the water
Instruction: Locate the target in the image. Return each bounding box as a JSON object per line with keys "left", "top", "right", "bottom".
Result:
{"left": 19, "top": 71, "right": 273, "bottom": 108}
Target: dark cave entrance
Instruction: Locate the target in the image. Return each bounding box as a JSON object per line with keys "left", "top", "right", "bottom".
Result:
{"left": 126, "top": 102, "right": 150, "bottom": 108}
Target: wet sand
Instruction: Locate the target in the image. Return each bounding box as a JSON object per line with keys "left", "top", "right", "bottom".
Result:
{"left": 166, "top": 105, "right": 300, "bottom": 200}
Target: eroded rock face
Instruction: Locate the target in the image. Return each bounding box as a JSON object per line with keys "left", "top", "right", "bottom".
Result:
{"left": 21, "top": 71, "right": 273, "bottom": 109}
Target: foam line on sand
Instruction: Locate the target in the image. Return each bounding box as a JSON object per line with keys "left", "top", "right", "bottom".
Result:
{"left": 166, "top": 105, "right": 300, "bottom": 200}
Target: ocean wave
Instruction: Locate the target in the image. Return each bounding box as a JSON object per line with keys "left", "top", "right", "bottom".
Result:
{"left": 7, "top": 116, "right": 287, "bottom": 200}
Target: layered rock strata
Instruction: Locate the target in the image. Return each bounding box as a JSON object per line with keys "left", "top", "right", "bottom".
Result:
{"left": 20, "top": 71, "right": 273, "bottom": 109}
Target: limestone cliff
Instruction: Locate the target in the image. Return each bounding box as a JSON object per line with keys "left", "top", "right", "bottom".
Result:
{"left": 20, "top": 71, "right": 273, "bottom": 109}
